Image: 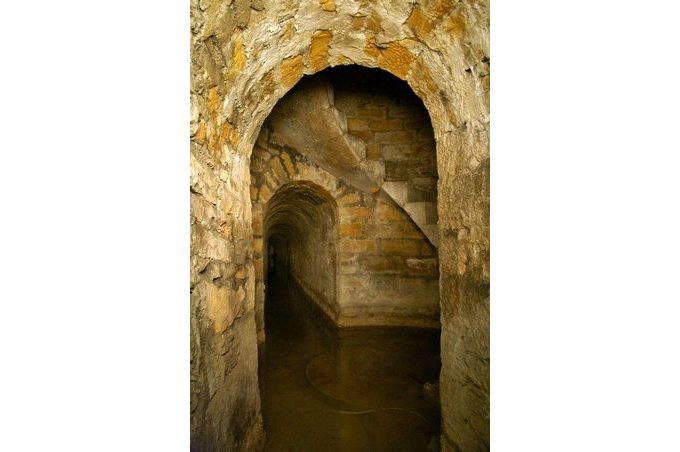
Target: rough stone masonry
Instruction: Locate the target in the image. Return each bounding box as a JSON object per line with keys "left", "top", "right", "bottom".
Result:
{"left": 190, "top": 0, "right": 489, "bottom": 450}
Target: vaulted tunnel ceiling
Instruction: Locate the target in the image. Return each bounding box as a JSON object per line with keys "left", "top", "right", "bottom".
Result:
{"left": 264, "top": 182, "right": 336, "bottom": 243}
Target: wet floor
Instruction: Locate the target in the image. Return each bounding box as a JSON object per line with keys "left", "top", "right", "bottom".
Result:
{"left": 259, "top": 273, "right": 441, "bottom": 451}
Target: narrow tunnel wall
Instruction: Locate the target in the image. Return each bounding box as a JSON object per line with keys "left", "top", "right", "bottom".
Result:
{"left": 190, "top": 1, "right": 489, "bottom": 450}
{"left": 264, "top": 182, "right": 338, "bottom": 320}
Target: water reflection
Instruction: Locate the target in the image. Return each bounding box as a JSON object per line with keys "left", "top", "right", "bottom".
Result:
{"left": 259, "top": 273, "right": 441, "bottom": 451}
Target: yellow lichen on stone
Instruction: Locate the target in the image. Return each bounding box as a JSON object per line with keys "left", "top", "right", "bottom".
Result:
{"left": 229, "top": 124, "right": 240, "bottom": 149}
{"left": 207, "top": 121, "right": 233, "bottom": 158}
{"left": 331, "top": 54, "right": 353, "bottom": 66}
{"left": 366, "top": 13, "right": 382, "bottom": 33}
{"left": 351, "top": 16, "right": 366, "bottom": 30}
{"left": 406, "top": 6, "right": 429, "bottom": 37}
{"left": 259, "top": 69, "right": 276, "bottom": 101}
{"left": 194, "top": 121, "right": 207, "bottom": 145}
{"left": 445, "top": 10, "right": 466, "bottom": 38}
{"left": 281, "top": 21, "right": 296, "bottom": 42}
{"left": 320, "top": 0, "right": 336, "bottom": 12}
{"left": 220, "top": 122, "right": 232, "bottom": 151}
{"left": 409, "top": 58, "right": 438, "bottom": 100}
{"left": 207, "top": 87, "right": 220, "bottom": 122}
{"left": 280, "top": 55, "right": 304, "bottom": 89}
{"left": 309, "top": 30, "right": 333, "bottom": 72}
{"left": 407, "top": 0, "right": 454, "bottom": 38}
{"left": 206, "top": 124, "right": 219, "bottom": 158}
{"left": 227, "top": 34, "right": 246, "bottom": 82}
{"left": 378, "top": 41, "right": 414, "bottom": 80}
{"left": 206, "top": 284, "right": 234, "bottom": 333}
{"left": 363, "top": 34, "right": 380, "bottom": 60}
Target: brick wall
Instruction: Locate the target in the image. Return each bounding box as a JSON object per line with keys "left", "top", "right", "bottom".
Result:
{"left": 330, "top": 67, "right": 438, "bottom": 199}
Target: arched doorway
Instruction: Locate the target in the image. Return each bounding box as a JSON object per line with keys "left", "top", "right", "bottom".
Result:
{"left": 252, "top": 66, "right": 443, "bottom": 449}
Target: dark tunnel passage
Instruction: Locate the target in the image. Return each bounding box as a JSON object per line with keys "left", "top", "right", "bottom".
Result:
{"left": 263, "top": 181, "right": 338, "bottom": 318}
{"left": 258, "top": 181, "right": 442, "bottom": 450}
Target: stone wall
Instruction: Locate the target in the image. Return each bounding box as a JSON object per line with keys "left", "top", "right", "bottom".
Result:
{"left": 190, "top": 145, "right": 264, "bottom": 450}
{"left": 330, "top": 66, "right": 438, "bottom": 201}
{"left": 190, "top": 0, "right": 489, "bottom": 450}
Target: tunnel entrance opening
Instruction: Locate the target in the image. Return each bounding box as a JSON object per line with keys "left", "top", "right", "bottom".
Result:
{"left": 250, "top": 66, "right": 443, "bottom": 450}
{"left": 262, "top": 181, "right": 338, "bottom": 322}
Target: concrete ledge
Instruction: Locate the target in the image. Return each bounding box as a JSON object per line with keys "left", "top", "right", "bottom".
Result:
{"left": 291, "top": 272, "right": 440, "bottom": 330}
{"left": 336, "top": 313, "right": 440, "bottom": 329}
{"left": 289, "top": 272, "right": 340, "bottom": 327}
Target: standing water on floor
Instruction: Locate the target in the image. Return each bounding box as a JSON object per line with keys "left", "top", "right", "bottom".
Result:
{"left": 259, "top": 273, "right": 441, "bottom": 451}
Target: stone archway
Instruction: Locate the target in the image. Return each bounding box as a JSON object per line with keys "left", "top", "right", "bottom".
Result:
{"left": 190, "top": 2, "right": 489, "bottom": 450}
{"left": 261, "top": 181, "right": 339, "bottom": 333}
{"left": 251, "top": 65, "right": 443, "bottom": 337}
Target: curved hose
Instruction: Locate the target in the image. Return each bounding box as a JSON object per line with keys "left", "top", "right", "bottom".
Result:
{"left": 329, "top": 407, "right": 429, "bottom": 421}
{"left": 305, "top": 355, "right": 430, "bottom": 422}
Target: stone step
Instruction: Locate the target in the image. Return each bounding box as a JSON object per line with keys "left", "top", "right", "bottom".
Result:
{"left": 382, "top": 180, "right": 436, "bottom": 204}
{"left": 381, "top": 185, "right": 439, "bottom": 248}
{"left": 382, "top": 181, "right": 409, "bottom": 205}
{"left": 404, "top": 201, "right": 438, "bottom": 225}
{"left": 406, "top": 183, "right": 435, "bottom": 202}
{"left": 362, "top": 159, "right": 385, "bottom": 188}
{"left": 411, "top": 177, "right": 437, "bottom": 194}
{"left": 421, "top": 224, "right": 439, "bottom": 247}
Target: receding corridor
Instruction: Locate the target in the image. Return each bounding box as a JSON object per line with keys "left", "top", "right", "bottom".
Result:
{"left": 259, "top": 271, "right": 441, "bottom": 451}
